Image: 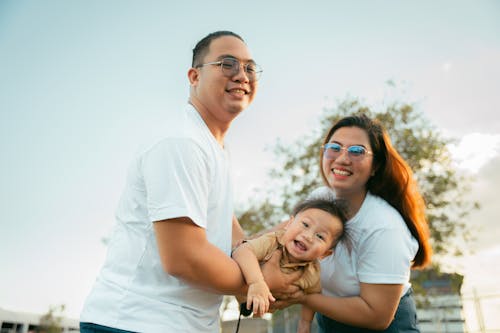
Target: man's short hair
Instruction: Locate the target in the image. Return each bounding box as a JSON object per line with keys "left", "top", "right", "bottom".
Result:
{"left": 192, "top": 31, "right": 245, "bottom": 67}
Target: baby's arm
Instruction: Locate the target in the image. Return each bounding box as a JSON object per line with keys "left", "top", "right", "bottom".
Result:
{"left": 232, "top": 243, "right": 275, "bottom": 316}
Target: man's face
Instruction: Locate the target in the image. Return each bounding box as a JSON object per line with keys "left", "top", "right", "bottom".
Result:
{"left": 189, "top": 36, "right": 258, "bottom": 123}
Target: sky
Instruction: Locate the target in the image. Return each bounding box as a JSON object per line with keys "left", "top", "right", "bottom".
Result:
{"left": 1, "top": 0, "right": 499, "bottom": 329}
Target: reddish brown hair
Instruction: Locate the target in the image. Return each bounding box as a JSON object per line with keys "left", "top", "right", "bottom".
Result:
{"left": 320, "top": 114, "right": 432, "bottom": 268}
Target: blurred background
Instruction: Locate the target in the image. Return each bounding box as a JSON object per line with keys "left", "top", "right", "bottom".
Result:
{"left": 1, "top": 1, "right": 499, "bottom": 332}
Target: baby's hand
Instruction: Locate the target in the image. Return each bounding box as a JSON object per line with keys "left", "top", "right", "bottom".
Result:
{"left": 247, "top": 281, "right": 275, "bottom": 316}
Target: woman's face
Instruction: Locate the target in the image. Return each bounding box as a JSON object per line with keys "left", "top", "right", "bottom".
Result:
{"left": 322, "top": 126, "right": 375, "bottom": 199}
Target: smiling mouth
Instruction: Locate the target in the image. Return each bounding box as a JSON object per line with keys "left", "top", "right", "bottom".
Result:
{"left": 294, "top": 240, "right": 307, "bottom": 251}
{"left": 333, "top": 168, "right": 352, "bottom": 176}
{"left": 226, "top": 88, "right": 249, "bottom": 95}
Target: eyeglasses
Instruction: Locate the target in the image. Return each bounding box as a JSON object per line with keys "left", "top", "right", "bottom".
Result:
{"left": 196, "top": 57, "right": 263, "bottom": 82}
{"left": 322, "top": 143, "right": 373, "bottom": 161}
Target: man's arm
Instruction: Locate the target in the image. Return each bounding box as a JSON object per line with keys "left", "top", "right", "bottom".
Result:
{"left": 154, "top": 217, "right": 246, "bottom": 295}
{"left": 232, "top": 215, "right": 246, "bottom": 248}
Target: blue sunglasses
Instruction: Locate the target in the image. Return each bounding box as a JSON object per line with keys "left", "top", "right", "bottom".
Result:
{"left": 322, "top": 143, "right": 373, "bottom": 161}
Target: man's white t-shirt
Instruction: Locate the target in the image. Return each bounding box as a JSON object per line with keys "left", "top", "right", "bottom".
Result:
{"left": 80, "top": 105, "right": 234, "bottom": 333}
{"left": 311, "top": 187, "right": 418, "bottom": 298}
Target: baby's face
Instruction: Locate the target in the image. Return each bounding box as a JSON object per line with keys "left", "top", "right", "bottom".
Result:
{"left": 282, "top": 208, "right": 343, "bottom": 263}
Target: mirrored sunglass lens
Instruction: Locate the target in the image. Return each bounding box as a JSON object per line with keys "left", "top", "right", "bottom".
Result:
{"left": 327, "top": 144, "right": 342, "bottom": 152}
{"left": 348, "top": 146, "right": 366, "bottom": 156}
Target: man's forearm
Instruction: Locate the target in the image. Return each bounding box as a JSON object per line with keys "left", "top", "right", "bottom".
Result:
{"left": 154, "top": 218, "right": 247, "bottom": 295}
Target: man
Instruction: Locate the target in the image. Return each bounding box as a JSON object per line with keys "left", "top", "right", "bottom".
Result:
{"left": 80, "top": 31, "right": 297, "bottom": 333}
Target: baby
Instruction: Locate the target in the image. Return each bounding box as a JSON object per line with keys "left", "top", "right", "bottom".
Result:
{"left": 232, "top": 196, "right": 349, "bottom": 325}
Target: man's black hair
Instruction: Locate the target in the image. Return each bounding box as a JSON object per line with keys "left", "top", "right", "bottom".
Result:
{"left": 192, "top": 31, "right": 244, "bottom": 67}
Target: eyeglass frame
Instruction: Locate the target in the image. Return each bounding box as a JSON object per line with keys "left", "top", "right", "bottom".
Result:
{"left": 195, "top": 57, "right": 263, "bottom": 82}
{"left": 322, "top": 143, "right": 374, "bottom": 161}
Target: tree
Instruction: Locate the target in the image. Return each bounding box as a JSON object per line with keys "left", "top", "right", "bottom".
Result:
{"left": 38, "top": 304, "right": 65, "bottom": 333}
{"left": 237, "top": 95, "right": 478, "bottom": 266}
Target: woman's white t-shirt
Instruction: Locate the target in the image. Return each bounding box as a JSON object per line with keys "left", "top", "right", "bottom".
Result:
{"left": 311, "top": 187, "right": 418, "bottom": 298}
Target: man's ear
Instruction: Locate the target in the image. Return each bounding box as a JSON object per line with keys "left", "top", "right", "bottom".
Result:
{"left": 319, "top": 249, "right": 333, "bottom": 259}
{"left": 188, "top": 67, "right": 199, "bottom": 86}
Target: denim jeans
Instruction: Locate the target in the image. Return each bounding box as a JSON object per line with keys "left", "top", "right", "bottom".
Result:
{"left": 316, "top": 288, "right": 420, "bottom": 333}
{"left": 80, "top": 322, "right": 137, "bottom": 333}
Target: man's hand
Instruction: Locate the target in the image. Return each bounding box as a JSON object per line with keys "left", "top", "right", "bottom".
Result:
{"left": 261, "top": 249, "right": 303, "bottom": 298}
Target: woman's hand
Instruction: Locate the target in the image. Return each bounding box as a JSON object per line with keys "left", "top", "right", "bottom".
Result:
{"left": 268, "top": 292, "right": 305, "bottom": 312}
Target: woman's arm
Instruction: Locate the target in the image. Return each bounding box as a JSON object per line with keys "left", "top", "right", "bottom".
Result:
{"left": 297, "top": 305, "right": 315, "bottom": 333}
{"left": 303, "top": 283, "right": 403, "bottom": 330}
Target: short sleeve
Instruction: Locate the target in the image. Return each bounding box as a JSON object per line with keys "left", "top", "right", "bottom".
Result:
{"left": 244, "top": 232, "right": 279, "bottom": 261}
{"left": 357, "top": 227, "right": 415, "bottom": 284}
{"left": 142, "top": 138, "right": 210, "bottom": 228}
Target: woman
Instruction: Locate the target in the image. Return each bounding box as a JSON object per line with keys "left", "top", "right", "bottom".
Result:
{"left": 286, "top": 114, "right": 432, "bottom": 332}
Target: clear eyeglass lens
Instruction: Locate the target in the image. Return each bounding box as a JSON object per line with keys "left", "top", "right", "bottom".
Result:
{"left": 246, "top": 63, "right": 257, "bottom": 73}
{"left": 221, "top": 58, "right": 237, "bottom": 71}
{"left": 220, "top": 58, "right": 259, "bottom": 80}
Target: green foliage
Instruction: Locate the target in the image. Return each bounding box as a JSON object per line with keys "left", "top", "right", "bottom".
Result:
{"left": 39, "top": 304, "right": 65, "bottom": 333}
{"left": 237, "top": 96, "right": 478, "bottom": 264}
{"left": 411, "top": 264, "right": 464, "bottom": 296}
{"left": 411, "top": 264, "right": 464, "bottom": 305}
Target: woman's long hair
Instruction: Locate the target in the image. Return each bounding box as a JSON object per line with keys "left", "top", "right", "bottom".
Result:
{"left": 320, "top": 114, "right": 432, "bottom": 268}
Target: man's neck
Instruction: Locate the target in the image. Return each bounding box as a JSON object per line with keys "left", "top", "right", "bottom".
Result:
{"left": 188, "top": 100, "right": 231, "bottom": 146}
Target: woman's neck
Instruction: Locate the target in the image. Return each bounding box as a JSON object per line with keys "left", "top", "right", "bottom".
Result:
{"left": 335, "top": 189, "right": 368, "bottom": 219}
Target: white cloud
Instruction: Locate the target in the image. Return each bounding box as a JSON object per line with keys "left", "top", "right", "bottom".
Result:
{"left": 449, "top": 133, "right": 500, "bottom": 173}
{"left": 415, "top": 49, "right": 500, "bottom": 134}
{"left": 448, "top": 245, "right": 500, "bottom": 332}
{"left": 466, "top": 155, "right": 500, "bottom": 250}
{"left": 447, "top": 244, "right": 500, "bottom": 293}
